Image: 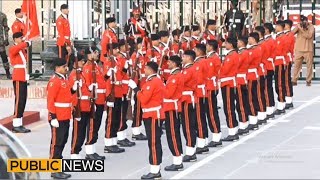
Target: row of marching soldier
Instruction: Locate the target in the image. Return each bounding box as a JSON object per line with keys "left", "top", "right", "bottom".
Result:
{"left": 6, "top": 2, "right": 314, "bottom": 180}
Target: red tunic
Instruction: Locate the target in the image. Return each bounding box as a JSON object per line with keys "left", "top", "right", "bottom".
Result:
{"left": 205, "top": 51, "right": 221, "bottom": 91}
{"left": 69, "top": 70, "right": 91, "bottom": 112}
{"left": 193, "top": 56, "right": 208, "bottom": 98}
{"left": 163, "top": 68, "right": 183, "bottom": 112}
{"left": 247, "top": 45, "right": 262, "bottom": 81}
{"left": 100, "top": 28, "right": 118, "bottom": 61}
{"left": 219, "top": 50, "right": 239, "bottom": 88}
{"left": 11, "top": 19, "right": 26, "bottom": 35}
{"left": 274, "top": 33, "right": 287, "bottom": 66}
{"left": 181, "top": 63, "right": 197, "bottom": 104}
{"left": 9, "top": 42, "right": 29, "bottom": 82}
{"left": 237, "top": 48, "right": 250, "bottom": 85}
{"left": 56, "top": 15, "right": 71, "bottom": 46}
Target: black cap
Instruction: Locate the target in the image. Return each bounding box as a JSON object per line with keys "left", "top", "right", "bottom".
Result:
{"left": 172, "top": 29, "right": 181, "bottom": 36}
{"left": 249, "top": 32, "right": 259, "bottom": 43}
{"left": 169, "top": 55, "right": 182, "bottom": 66}
{"left": 276, "top": 20, "right": 285, "bottom": 28}
{"left": 151, "top": 34, "right": 160, "bottom": 41}
{"left": 106, "top": 17, "right": 116, "bottom": 24}
{"left": 84, "top": 46, "right": 98, "bottom": 55}
{"left": 119, "top": 39, "right": 126, "bottom": 47}
{"left": 192, "top": 25, "right": 200, "bottom": 31}
{"left": 182, "top": 26, "right": 190, "bottom": 32}
{"left": 238, "top": 36, "right": 248, "bottom": 46}
{"left": 284, "top": 19, "right": 293, "bottom": 27}
{"left": 53, "top": 58, "right": 67, "bottom": 67}
{"left": 60, "top": 4, "right": 68, "bottom": 10}
{"left": 207, "top": 19, "right": 216, "bottom": 26}
{"left": 77, "top": 53, "right": 85, "bottom": 62}
{"left": 183, "top": 50, "right": 196, "bottom": 60}
{"left": 195, "top": 43, "right": 206, "bottom": 53}
{"left": 207, "top": 40, "right": 219, "bottom": 50}
{"left": 264, "top": 23, "right": 274, "bottom": 33}
{"left": 15, "top": 8, "right": 21, "bottom": 14}
{"left": 226, "top": 37, "right": 237, "bottom": 48}
{"left": 255, "top": 26, "right": 265, "bottom": 36}
{"left": 158, "top": 30, "right": 169, "bottom": 38}
{"left": 231, "top": 0, "right": 239, "bottom": 6}
{"left": 136, "top": 37, "right": 143, "bottom": 44}
{"left": 12, "top": 32, "right": 23, "bottom": 39}
{"left": 108, "top": 43, "right": 119, "bottom": 50}
{"left": 146, "top": 61, "right": 158, "bottom": 72}
{"left": 300, "top": 15, "right": 308, "bottom": 21}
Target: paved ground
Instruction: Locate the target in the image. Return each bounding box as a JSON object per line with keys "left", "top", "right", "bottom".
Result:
{"left": 1, "top": 81, "right": 320, "bottom": 179}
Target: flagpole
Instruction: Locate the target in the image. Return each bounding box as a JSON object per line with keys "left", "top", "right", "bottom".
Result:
{"left": 27, "top": 0, "right": 32, "bottom": 79}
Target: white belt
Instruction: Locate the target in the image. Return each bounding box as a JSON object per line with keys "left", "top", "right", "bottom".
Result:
{"left": 259, "top": 63, "right": 265, "bottom": 75}
{"left": 140, "top": 74, "right": 146, "bottom": 78}
{"left": 54, "top": 102, "right": 72, "bottom": 108}
{"left": 112, "top": 81, "right": 122, "bottom": 85}
{"left": 275, "top": 56, "right": 286, "bottom": 65}
{"left": 287, "top": 52, "right": 293, "bottom": 62}
{"left": 13, "top": 64, "right": 26, "bottom": 68}
{"left": 236, "top": 73, "right": 247, "bottom": 84}
{"left": 197, "top": 84, "right": 206, "bottom": 96}
{"left": 210, "top": 76, "right": 217, "bottom": 88}
{"left": 248, "top": 68, "right": 259, "bottom": 78}
{"left": 182, "top": 91, "right": 195, "bottom": 107}
{"left": 80, "top": 96, "right": 90, "bottom": 100}
{"left": 96, "top": 89, "right": 106, "bottom": 94}
{"left": 122, "top": 80, "right": 129, "bottom": 84}
{"left": 142, "top": 105, "right": 162, "bottom": 119}
{"left": 163, "top": 69, "right": 171, "bottom": 73}
{"left": 163, "top": 99, "right": 179, "bottom": 111}
{"left": 220, "top": 77, "right": 236, "bottom": 87}
{"left": 267, "top": 58, "right": 275, "bottom": 69}
{"left": 64, "top": 36, "right": 70, "bottom": 39}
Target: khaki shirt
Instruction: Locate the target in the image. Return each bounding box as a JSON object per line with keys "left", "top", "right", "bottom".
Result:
{"left": 294, "top": 24, "right": 315, "bottom": 52}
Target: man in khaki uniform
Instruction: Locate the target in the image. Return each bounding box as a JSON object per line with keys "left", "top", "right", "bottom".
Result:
{"left": 292, "top": 15, "right": 315, "bottom": 86}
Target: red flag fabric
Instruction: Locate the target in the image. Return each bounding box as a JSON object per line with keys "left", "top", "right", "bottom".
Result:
{"left": 21, "top": 0, "right": 40, "bottom": 40}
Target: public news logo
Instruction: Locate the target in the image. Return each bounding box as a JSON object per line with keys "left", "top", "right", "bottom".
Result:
{"left": 7, "top": 159, "right": 104, "bottom": 173}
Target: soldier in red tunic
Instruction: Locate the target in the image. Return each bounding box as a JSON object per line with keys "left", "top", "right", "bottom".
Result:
{"left": 56, "top": 4, "right": 71, "bottom": 60}
{"left": 100, "top": 17, "right": 118, "bottom": 61}
{"left": 11, "top": 8, "right": 26, "bottom": 35}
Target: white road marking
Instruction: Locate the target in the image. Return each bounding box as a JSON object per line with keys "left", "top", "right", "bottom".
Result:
{"left": 170, "top": 96, "right": 320, "bottom": 179}
{"left": 303, "top": 126, "right": 320, "bottom": 130}
{"left": 278, "top": 119, "right": 291, "bottom": 123}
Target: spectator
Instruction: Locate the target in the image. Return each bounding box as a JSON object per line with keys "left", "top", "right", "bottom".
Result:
{"left": 292, "top": 15, "right": 315, "bottom": 86}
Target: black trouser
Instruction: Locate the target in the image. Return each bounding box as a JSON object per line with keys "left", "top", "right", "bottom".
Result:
{"left": 247, "top": 80, "right": 259, "bottom": 116}
{"left": 285, "top": 62, "right": 293, "bottom": 98}
{"left": 257, "top": 76, "right": 266, "bottom": 112}
{"left": 165, "top": 111, "right": 183, "bottom": 157}
{"left": 49, "top": 120, "right": 70, "bottom": 159}
{"left": 132, "top": 95, "right": 143, "bottom": 128}
{"left": 265, "top": 70, "right": 275, "bottom": 107}
{"left": 221, "top": 86, "right": 238, "bottom": 129}
{"left": 71, "top": 112, "right": 90, "bottom": 154}
{"left": 195, "top": 97, "right": 208, "bottom": 139}
{"left": 206, "top": 90, "right": 221, "bottom": 134}
{"left": 105, "top": 98, "right": 122, "bottom": 139}
{"left": 13, "top": 81, "right": 27, "bottom": 118}
{"left": 87, "top": 104, "right": 104, "bottom": 145}
{"left": 119, "top": 95, "right": 128, "bottom": 132}
{"left": 58, "top": 45, "right": 67, "bottom": 59}
{"left": 0, "top": 51, "right": 10, "bottom": 74}
{"left": 236, "top": 84, "right": 249, "bottom": 123}
{"left": 144, "top": 118, "right": 162, "bottom": 165}
{"left": 275, "top": 65, "right": 286, "bottom": 102}
{"left": 181, "top": 102, "right": 197, "bottom": 148}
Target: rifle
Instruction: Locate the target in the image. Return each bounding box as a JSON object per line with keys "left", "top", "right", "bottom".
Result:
{"left": 107, "top": 37, "right": 116, "bottom": 103}
{"left": 90, "top": 47, "right": 97, "bottom": 120}
{"left": 73, "top": 46, "right": 81, "bottom": 120}
{"left": 121, "top": 26, "right": 132, "bottom": 77}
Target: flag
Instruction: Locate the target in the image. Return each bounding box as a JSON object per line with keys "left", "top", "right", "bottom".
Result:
{"left": 21, "top": 0, "right": 40, "bottom": 40}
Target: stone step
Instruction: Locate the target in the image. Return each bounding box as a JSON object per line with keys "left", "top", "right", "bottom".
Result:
{"left": 0, "top": 111, "right": 40, "bottom": 130}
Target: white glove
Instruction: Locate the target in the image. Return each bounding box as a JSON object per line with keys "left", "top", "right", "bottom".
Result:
{"left": 74, "top": 117, "right": 81, "bottom": 121}
{"left": 201, "top": 40, "right": 206, "bottom": 44}
{"left": 107, "top": 67, "right": 117, "bottom": 76}
{"left": 179, "top": 49, "right": 184, "bottom": 55}
{"left": 25, "top": 40, "right": 32, "bottom": 47}
{"left": 137, "top": 62, "right": 142, "bottom": 69}
{"left": 50, "top": 119, "right": 59, "bottom": 128}
{"left": 128, "top": 59, "right": 133, "bottom": 65}
{"left": 72, "top": 80, "right": 83, "bottom": 91}
{"left": 88, "top": 83, "right": 98, "bottom": 91}
{"left": 150, "top": 57, "right": 157, "bottom": 62}
{"left": 128, "top": 79, "right": 137, "bottom": 89}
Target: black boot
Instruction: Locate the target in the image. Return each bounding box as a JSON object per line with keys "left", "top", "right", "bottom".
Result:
{"left": 51, "top": 172, "right": 71, "bottom": 179}
{"left": 247, "top": 123, "right": 259, "bottom": 131}
{"left": 238, "top": 128, "right": 249, "bottom": 136}
{"left": 257, "top": 119, "right": 267, "bottom": 125}
{"left": 195, "top": 146, "right": 209, "bottom": 154}
{"left": 222, "top": 134, "right": 239, "bottom": 142}
{"left": 164, "top": 164, "right": 184, "bottom": 171}
{"left": 104, "top": 145, "right": 125, "bottom": 153}
{"left": 141, "top": 172, "right": 161, "bottom": 179}
{"left": 132, "top": 133, "right": 148, "bottom": 141}
{"left": 182, "top": 154, "right": 197, "bottom": 162}
{"left": 12, "top": 126, "right": 31, "bottom": 133}
{"left": 207, "top": 140, "right": 222, "bottom": 148}
{"left": 85, "top": 153, "right": 106, "bottom": 160}
{"left": 266, "top": 113, "right": 275, "bottom": 120}
{"left": 274, "top": 109, "right": 285, "bottom": 115}
{"left": 118, "top": 138, "right": 136, "bottom": 147}
{"left": 285, "top": 103, "right": 294, "bottom": 110}
{"left": 5, "top": 69, "right": 11, "bottom": 79}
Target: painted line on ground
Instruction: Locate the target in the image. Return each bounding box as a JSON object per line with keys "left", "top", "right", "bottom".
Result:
{"left": 170, "top": 96, "right": 320, "bottom": 179}
{"left": 303, "top": 126, "right": 320, "bottom": 130}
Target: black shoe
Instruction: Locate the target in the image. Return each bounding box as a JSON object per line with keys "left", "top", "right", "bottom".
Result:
{"left": 51, "top": 172, "right": 71, "bottom": 179}
{"left": 164, "top": 164, "right": 184, "bottom": 171}
{"left": 132, "top": 133, "right": 148, "bottom": 141}
{"left": 274, "top": 109, "right": 285, "bottom": 115}
{"left": 222, "top": 134, "right": 239, "bottom": 142}
{"left": 247, "top": 124, "right": 259, "bottom": 131}
{"left": 266, "top": 114, "right": 275, "bottom": 120}
{"left": 196, "top": 146, "right": 209, "bottom": 154}
{"left": 6, "top": 74, "right": 12, "bottom": 80}
{"left": 141, "top": 172, "right": 161, "bottom": 179}
{"left": 104, "top": 145, "right": 125, "bottom": 153}
{"left": 85, "top": 153, "right": 106, "bottom": 160}
{"left": 207, "top": 140, "right": 222, "bottom": 147}
{"left": 182, "top": 154, "right": 197, "bottom": 162}
{"left": 238, "top": 128, "right": 249, "bottom": 136}
{"left": 12, "top": 126, "right": 31, "bottom": 133}
{"left": 285, "top": 103, "right": 294, "bottom": 110}
{"left": 217, "top": 106, "right": 221, "bottom": 109}
{"left": 257, "top": 119, "right": 267, "bottom": 125}
{"left": 118, "top": 138, "right": 136, "bottom": 147}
